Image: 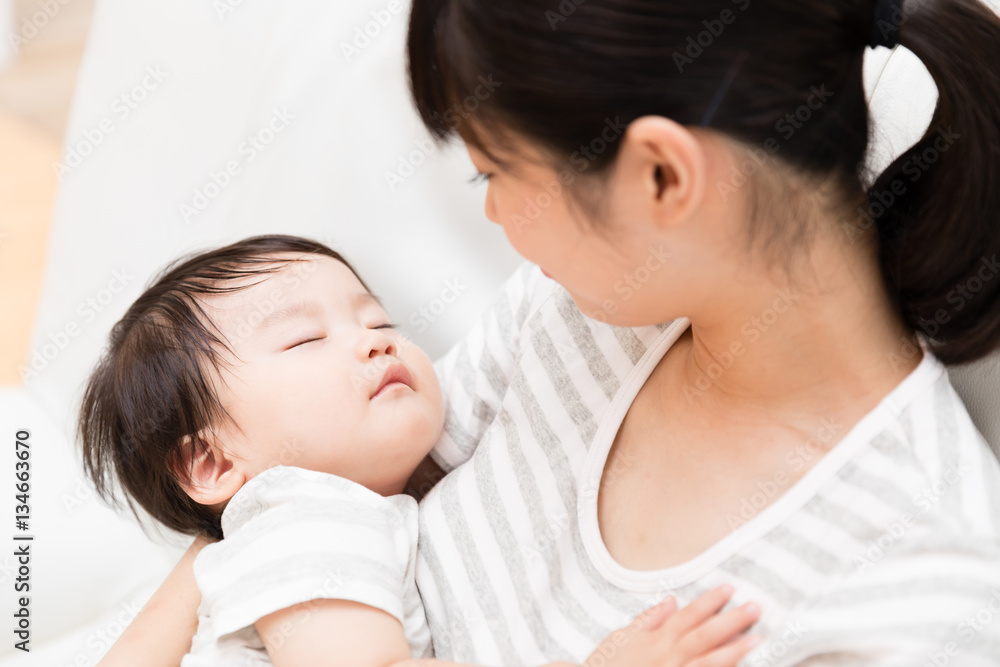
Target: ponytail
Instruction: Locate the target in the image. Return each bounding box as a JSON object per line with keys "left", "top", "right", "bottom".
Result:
{"left": 871, "top": 0, "right": 1000, "bottom": 364}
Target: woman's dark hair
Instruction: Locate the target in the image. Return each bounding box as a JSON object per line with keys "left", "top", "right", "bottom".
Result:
{"left": 407, "top": 0, "right": 1000, "bottom": 364}
{"left": 78, "top": 235, "right": 370, "bottom": 539}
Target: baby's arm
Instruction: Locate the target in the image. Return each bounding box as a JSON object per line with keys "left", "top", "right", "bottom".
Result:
{"left": 97, "top": 535, "right": 212, "bottom": 667}
{"left": 256, "top": 598, "right": 411, "bottom": 665}
{"left": 256, "top": 585, "right": 760, "bottom": 667}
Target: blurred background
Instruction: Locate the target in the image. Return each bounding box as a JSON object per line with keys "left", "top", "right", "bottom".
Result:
{"left": 0, "top": 1, "right": 998, "bottom": 666}
{"left": 0, "top": 0, "right": 95, "bottom": 384}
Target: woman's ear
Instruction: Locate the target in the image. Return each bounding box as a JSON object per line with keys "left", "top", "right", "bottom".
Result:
{"left": 613, "top": 115, "right": 708, "bottom": 232}
{"left": 173, "top": 430, "right": 246, "bottom": 506}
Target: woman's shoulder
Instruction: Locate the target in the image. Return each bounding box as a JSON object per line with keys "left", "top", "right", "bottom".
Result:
{"left": 773, "top": 369, "right": 1000, "bottom": 663}
{"left": 857, "top": 359, "right": 1000, "bottom": 541}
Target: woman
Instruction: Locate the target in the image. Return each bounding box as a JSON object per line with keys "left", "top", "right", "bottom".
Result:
{"left": 100, "top": 0, "right": 1000, "bottom": 665}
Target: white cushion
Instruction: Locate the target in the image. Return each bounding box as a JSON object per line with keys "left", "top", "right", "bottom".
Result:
{"left": 0, "top": 387, "right": 180, "bottom": 666}
{"left": 0, "top": 0, "right": 13, "bottom": 71}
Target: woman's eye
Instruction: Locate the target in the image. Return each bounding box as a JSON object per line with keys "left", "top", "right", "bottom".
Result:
{"left": 373, "top": 323, "right": 397, "bottom": 330}
{"left": 467, "top": 172, "right": 492, "bottom": 186}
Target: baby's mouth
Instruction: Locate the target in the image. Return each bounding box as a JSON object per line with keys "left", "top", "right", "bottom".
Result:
{"left": 370, "top": 362, "right": 414, "bottom": 399}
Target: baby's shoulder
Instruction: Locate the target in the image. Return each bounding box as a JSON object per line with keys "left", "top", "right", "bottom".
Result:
{"left": 219, "top": 466, "right": 417, "bottom": 540}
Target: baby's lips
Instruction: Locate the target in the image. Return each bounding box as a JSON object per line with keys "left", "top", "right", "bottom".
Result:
{"left": 370, "top": 361, "right": 414, "bottom": 399}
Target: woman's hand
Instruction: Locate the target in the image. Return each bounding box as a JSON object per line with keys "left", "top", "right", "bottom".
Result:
{"left": 581, "top": 585, "right": 761, "bottom": 667}
{"left": 97, "top": 534, "right": 213, "bottom": 667}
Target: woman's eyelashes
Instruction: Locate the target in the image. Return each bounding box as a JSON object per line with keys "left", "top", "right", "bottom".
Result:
{"left": 467, "top": 171, "right": 492, "bottom": 185}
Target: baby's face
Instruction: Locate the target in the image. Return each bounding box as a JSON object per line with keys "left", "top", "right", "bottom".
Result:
{"left": 204, "top": 254, "right": 444, "bottom": 496}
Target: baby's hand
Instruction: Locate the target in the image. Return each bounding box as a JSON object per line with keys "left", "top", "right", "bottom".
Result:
{"left": 582, "top": 585, "right": 761, "bottom": 667}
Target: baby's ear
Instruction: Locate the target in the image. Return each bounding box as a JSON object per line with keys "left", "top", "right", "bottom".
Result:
{"left": 172, "top": 430, "right": 245, "bottom": 506}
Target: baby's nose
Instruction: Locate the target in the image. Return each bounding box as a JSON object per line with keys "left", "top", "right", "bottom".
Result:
{"left": 369, "top": 339, "right": 396, "bottom": 358}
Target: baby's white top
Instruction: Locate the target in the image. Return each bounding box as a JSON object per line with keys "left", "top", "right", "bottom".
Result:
{"left": 181, "top": 465, "right": 432, "bottom": 666}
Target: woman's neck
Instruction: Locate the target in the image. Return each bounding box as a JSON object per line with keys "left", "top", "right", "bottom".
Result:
{"left": 677, "top": 232, "right": 922, "bottom": 426}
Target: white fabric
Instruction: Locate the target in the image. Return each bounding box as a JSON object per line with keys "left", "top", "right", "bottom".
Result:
{"left": 0, "top": 0, "right": 13, "bottom": 71}
{"left": 417, "top": 262, "right": 1000, "bottom": 665}
{"left": 182, "top": 465, "right": 431, "bottom": 666}
{"left": 0, "top": 388, "right": 182, "bottom": 667}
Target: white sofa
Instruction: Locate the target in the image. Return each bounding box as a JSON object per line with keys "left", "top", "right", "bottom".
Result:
{"left": 3, "top": 1, "right": 997, "bottom": 665}
{"left": 0, "top": 0, "right": 13, "bottom": 70}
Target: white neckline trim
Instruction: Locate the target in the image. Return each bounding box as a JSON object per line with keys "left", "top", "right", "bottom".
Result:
{"left": 578, "top": 318, "right": 945, "bottom": 592}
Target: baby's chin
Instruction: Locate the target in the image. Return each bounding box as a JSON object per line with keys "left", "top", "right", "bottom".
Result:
{"left": 268, "top": 417, "right": 443, "bottom": 490}
{"left": 362, "top": 423, "right": 443, "bottom": 489}
{"left": 373, "top": 392, "right": 444, "bottom": 437}
{"left": 374, "top": 414, "right": 444, "bottom": 462}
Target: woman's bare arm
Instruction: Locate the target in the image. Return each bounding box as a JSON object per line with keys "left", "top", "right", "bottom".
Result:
{"left": 98, "top": 535, "right": 213, "bottom": 667}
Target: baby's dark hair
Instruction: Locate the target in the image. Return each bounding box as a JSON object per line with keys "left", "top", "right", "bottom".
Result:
{"left": 78, "top": 235, "right": 370, "bottom": 539}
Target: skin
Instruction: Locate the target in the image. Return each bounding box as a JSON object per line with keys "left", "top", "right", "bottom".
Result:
{"left": 466, "top": 116, "right": 921, "bottom": 570}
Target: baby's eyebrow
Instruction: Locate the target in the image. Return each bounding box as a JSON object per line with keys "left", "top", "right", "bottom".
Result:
{"left": 351, "top": 291, "right": 386, "bottom": 311}
{"left": 254, "top": 292, "right": 385, "bottom": 333}
{"left": 255, "top": 301, "right": 319, "bottom": 333}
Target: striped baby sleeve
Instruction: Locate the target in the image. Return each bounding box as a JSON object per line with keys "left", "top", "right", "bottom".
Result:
{"left": 430, "top": 261, "right": 557, "bottom": 472}
{"left": 193, "top": 466, "right": 416, "bottom": 641}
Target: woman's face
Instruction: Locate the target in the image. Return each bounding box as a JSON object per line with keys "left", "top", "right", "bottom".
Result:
{"left": 465, "top": 123, "right": 735, "bottom": 328}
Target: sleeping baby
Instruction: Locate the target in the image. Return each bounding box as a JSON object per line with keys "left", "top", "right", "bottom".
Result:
{"left": 78, "top": 234, "right": 759, "bottom": 666}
